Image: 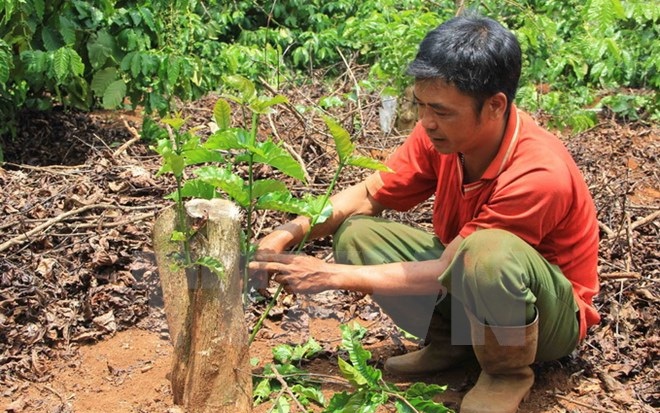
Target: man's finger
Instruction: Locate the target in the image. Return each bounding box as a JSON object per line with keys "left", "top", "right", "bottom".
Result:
{"left": 248, "top": 260, "right": 287, "bottom": 273}
{"left": 253, "top": 252, "right": 300, "bottom": 263}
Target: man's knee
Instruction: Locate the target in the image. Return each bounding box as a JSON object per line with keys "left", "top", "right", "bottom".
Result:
{"left": 459, "top": 228, "right": 523, "bottom": 288}
{"left": 333, "top": 215, "right": 372, "bottom": 264}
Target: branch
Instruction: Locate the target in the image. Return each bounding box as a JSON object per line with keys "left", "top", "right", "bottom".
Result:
{"left": 336, "top": 47, "right": 366, "bottom": 140}
{"left": 631, "top": 210, "right": 660, "bottom": 230}
{"left": 267, "top": 113, "right": 312, "bottom": 183}
{"left": 269, "top": 364, "right": 308, "bottom": 413}
{"left": 600, "top": 271, "right": 641, "bottom": 279}
{"left": 554, "top": 393, "right": 612, "bottom": 413}
{"left": 112, "top": 118, "right": 142, "bottom": 158}
{"left": 0, "top": 204, "right": 116, "bottom": 253}
{"left": 599, "top": 209, "right": 660, "bottom": 240}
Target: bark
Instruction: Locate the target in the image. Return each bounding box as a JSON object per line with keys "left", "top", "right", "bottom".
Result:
{"left": 153, "top": 202, "right": 252, "bottom": 412}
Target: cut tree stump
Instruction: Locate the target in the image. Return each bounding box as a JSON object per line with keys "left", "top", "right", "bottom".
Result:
{"left": 153, "top": 201, "right": 252, "bottom": 412}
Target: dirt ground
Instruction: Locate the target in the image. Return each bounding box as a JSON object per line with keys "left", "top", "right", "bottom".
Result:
{"left": 0, "top": 81, "right": 658, "bottom": 413}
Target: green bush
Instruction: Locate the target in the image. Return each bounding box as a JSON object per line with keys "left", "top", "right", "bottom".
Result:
{"left": 1, "top": 0, "right": 656, "bottom": 147}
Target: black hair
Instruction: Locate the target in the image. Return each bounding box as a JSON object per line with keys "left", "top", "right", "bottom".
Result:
{"left": 407, "top": 14, "right": 521, "bottom": 114}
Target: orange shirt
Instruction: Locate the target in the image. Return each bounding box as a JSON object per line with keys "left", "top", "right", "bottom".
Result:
{"left": 366, "top": 106, "right": 600, "bottom": 339}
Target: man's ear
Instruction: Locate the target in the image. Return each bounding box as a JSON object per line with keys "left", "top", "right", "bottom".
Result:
{"left": 486, "top": 92, "right": 508, "bottom": 119}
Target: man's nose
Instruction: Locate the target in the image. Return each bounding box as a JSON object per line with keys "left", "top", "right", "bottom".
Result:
{"left": 419, "top": 108, "right": 437, "bottom": 130}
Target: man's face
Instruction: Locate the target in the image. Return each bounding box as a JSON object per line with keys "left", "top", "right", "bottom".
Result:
{"left": 412, "top": 79, "right": 497, "bottom": 155}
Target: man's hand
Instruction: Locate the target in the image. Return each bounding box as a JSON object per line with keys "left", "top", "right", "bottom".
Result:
{"left": 249, "top": 253, "right": 338, "bottom": 294}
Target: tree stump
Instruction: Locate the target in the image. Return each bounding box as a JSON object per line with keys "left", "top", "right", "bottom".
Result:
{"left": 152, "top": 201, "right": 252, "bottom": 412}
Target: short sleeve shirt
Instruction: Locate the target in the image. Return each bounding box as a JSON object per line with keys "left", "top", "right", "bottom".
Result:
{"left": 365, "top": 106, "right": 600, "bottom": 339}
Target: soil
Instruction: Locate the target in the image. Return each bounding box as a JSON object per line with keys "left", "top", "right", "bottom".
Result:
{"left": 0, "top": 80, "right": 658, "bottom": 413}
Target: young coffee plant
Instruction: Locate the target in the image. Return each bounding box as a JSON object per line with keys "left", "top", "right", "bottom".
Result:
{"left": 152, "top": 75, "right": 319, "bottom": 296}
{"left": 247, "top": 110, "right": 393, "bottom": 344}
{"left": 153, "top": 75, "right": 391, "bottom": 318}
{"left": 252, "top": 324, "right": 454, "bottom": 413}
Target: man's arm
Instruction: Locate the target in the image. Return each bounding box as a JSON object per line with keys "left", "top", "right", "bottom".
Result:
{"left": 257, "top": 180, "right": 385, "bottom": 253}
{"left": 251, "top": 234, "right": 465, "bottom": 295}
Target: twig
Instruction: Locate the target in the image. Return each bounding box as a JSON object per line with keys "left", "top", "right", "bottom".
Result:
{"left": 598, "top": 221, "right": 615, "bottom": 238}
{"left": 266, "top": 389, "right": 288, "bottom": 413}
{"left": 624, "top": 212, "right": 634, "bottom": 271}
{"left": 631, "top": 210, "right": 660, "bottom": 230}
{"left": 554, "top": 393, "right": 612, "bottom": 413}
{"left": 267, "top": 113, "right": 312, "bottom": 183}
{"left": 112, "top": 118, "right": 142, "bottom": 158}
{"left": 259, "top": 79, "right": 307, "bottom": 127}
{"left": 336, "top": 47, "right": 366, "bottom": 140}
{"left": 3, "top": 162, "right": 87, "bottom": 175}
{"left": 0, "top": 203, "right": 117, "bottom": 253}
{"left": 600, "top": 271, "right": 642, "bottom": 279}
{"left": 599, "top": 209, "right": 660, "bottom": 240}
{"left": 269, "top": 364, "right": 308, "bottom": 413}
{"left": 70, "top": 211, "right": 157, "bottom": 229}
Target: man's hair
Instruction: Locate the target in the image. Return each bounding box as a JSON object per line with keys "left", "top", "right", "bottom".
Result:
{"left": 407, "top": 14, "right": 521, "bottom": 114}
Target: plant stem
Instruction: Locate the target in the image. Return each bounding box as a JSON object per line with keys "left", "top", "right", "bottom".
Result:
{"left": 249, "top": 163, "right": 345, "bottom": 344}
{"left": 172, "top": 129, "right": 191, "bottom": 264}
{"left": 243, "top": 112, "right": 260, "bottom": 306}
{"left": 174, "top": 176, "right": 192, "bottom": 264}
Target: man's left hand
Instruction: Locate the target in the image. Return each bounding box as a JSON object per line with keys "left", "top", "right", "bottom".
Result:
{"left": 248, "top": 253, "right": 338, "bottom": 294}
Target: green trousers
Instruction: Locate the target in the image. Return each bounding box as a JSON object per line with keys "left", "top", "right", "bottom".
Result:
{"left": 333, "top": 216, "right": 579, "bottom": 362}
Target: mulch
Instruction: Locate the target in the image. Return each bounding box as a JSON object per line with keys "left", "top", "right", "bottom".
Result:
{"left": 0, "top": 80, "right": 657, "bottom": 411}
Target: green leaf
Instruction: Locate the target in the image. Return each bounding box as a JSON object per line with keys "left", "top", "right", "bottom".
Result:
{"left": 337, "top": 357, "right": 368, "bottom": 388}
{"left": 166, "top": 178, "right": 217, "bottom": 201}
{"left": 253, "top": 140, "right": 307, "bottom": 182}
{"left": 252, "top": 179, "right": 288, "bottom": 200}
{"left": 170, "top": 230, "right": 186, "bottom": 241}
{"left": 213, "top": 99, "right": 232, "bottom": 131}
{"left": 253, "top": 377, "right": 272, "bottom": 405}
{"left": 304, "top": 194, "right": 333, "bottom": 224}
{"left": 290, "top": 384, "right": 325, "bottom": 406}
{"left": 204, "top": 129, "right": 250, "bottom": 150}
{"left": 194, "top": 256, "right": 225, "bottom": 279}
{"left": 167, "top": 55, "right": 181, "bottom": 86}
{"left": 223, "top": 75, "right": 256, "bottom": 103}
{"left": 161, "top": 116, "right": 187, "bottom": 131}
{"left": 33, "top": 0, "right": 45, "bottom": 20}
{"left": 292, "top": 337, "right": 323, "bottom": 361}
{"left": 323, "top": 116, "right": 354, "bottom": 163}
{"left": 346, "top": 155, "right": 393, "bottom": 172}
{"left": 102, "top": 79, "right": 127, "bottom": 109}
{"left": 255, "top": 191, "right": 314, "bottom": 216}
{"left": 87, "top": 30, "right": 115, "bottom": 69}
{"left": 0, "top": 45, "right": 11, "bottom": 84}
{"left": 183, "top": 148, "right": 224, "bottom": 166}
{"left": 21, "top": 50, "right": 47, "bottom": 74}
{"left": 91, "top": 67, "right": 117, "bottom": 96}
{"left": 138, "top": 6, "right": 157, "bottom": 32}
{"left": 251, "top": 94, "right": 288, "bottom": 113}
{"left": 324, "top": 390, "right": 378, "bottom": 413}
{"left": 67, "top": 48, "right": 84, "bottom": 77}
{"left": 53, "top": 48, "right": 71, "bottom": 82}
{"left": 273, "top": 396, "right": 290, "bottom": 413}
{"left": 271, "top": 344, "right": 294, "bottom": 364}
{"left": 404, "top": 382, "right": 447, "bottom": 399}
{"left": 42, "top": 26, "right": 63, "bottom": 51}
{"left": 339, "top": 323, "right": 381, "bottom": 388}
{"left": 195, "top": 166, "right": 249, "bottom": 207}
{"left": 58, "top": 16, "right": 77, "bottom": 45}
{"left": 401, "top": 397, "right": 451, "bottom": 413}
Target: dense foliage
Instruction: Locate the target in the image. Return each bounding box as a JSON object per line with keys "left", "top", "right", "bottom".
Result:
{"left": 0, "top": 0, "right": 658, "bottom": 158}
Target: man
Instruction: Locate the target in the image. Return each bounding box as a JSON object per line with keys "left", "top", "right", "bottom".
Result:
{"left": 250, "top": 14, "right": 600, "bottom": 413}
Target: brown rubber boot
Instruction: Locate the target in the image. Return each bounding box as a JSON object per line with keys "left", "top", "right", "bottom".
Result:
{"left": 384, "top": 316, "right": 473, "bottom": 376}
{"left": 461, "top": 310, "right": 539, "bottom": 413}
